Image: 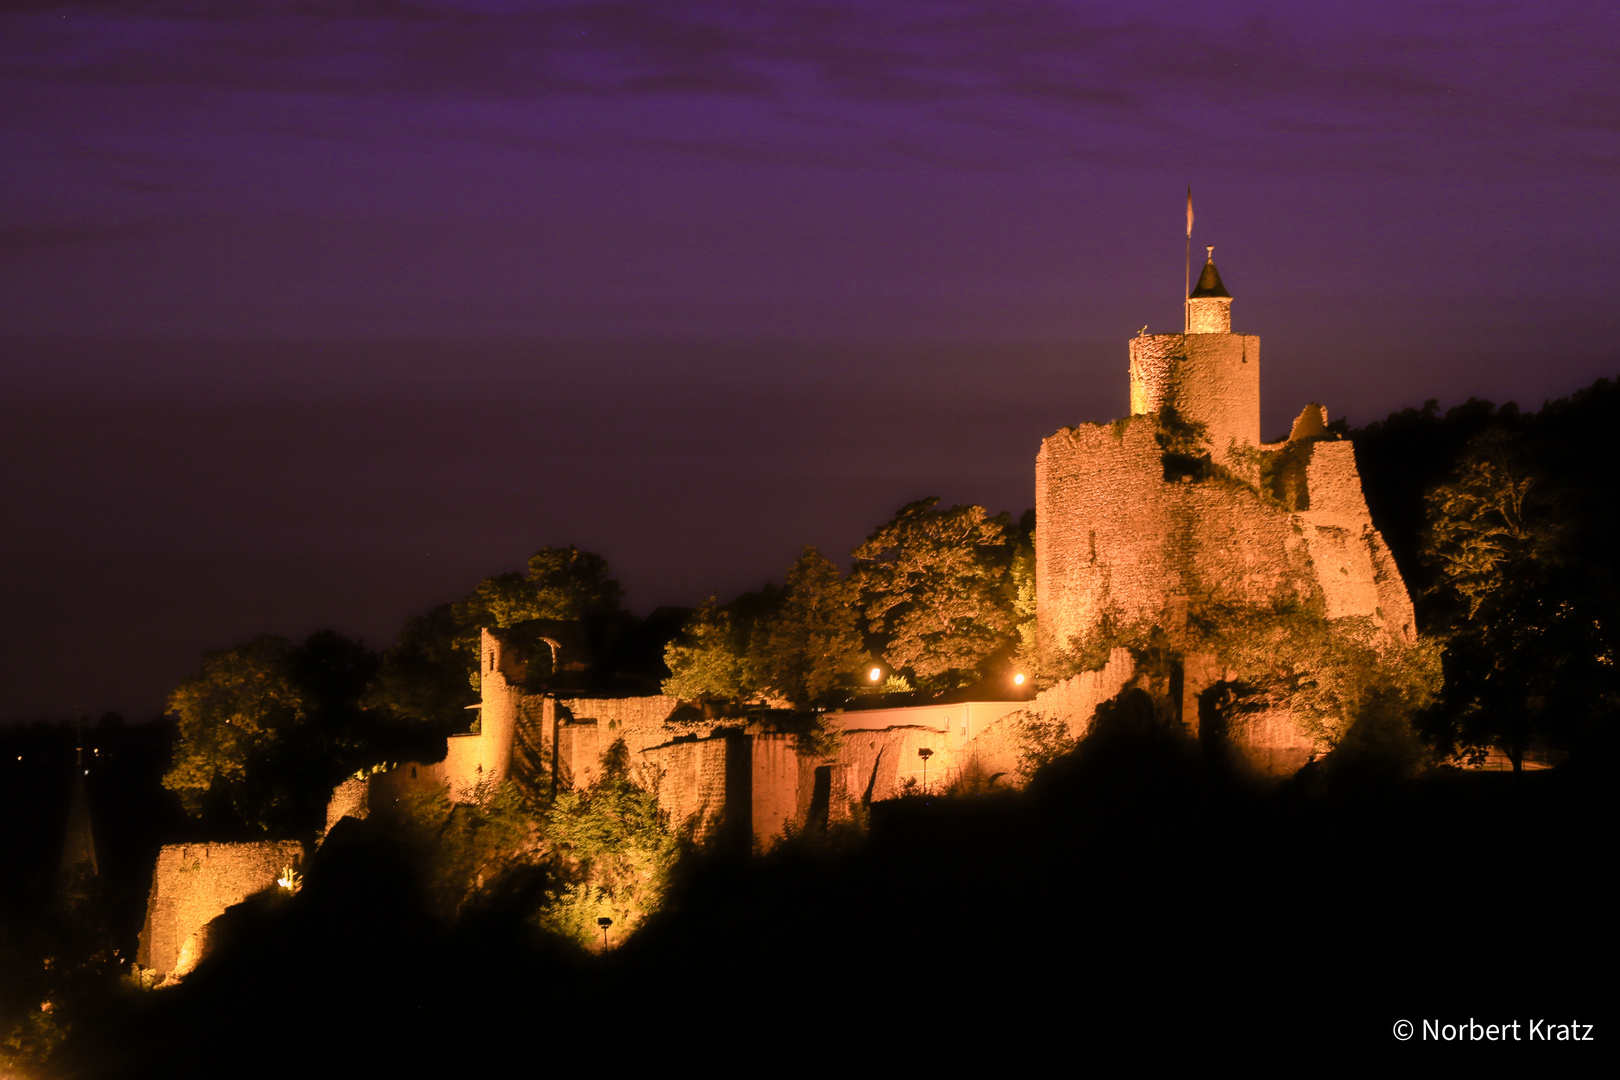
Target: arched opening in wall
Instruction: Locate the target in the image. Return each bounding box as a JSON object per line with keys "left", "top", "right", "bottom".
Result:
{"left": 807, "top": 765, "right": 833, "bottom": 833}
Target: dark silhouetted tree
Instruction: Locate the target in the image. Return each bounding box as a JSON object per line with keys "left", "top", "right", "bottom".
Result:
{"left": 754, "top": 547, "right": 866, "bottom": 708}
{"left": 163, "top": 631, "right": 385, "bottom": 834}
{"left": 1420, "top": 426, "right": 1614, "bottom": 770}
{"left": 372, "top": 546, "right": 624, "bottom": 723}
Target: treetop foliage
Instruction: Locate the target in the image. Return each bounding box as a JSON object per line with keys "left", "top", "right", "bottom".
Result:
{"left": 163, "top": 631, "right": 392, "bottom": 835}
{"left": 453, "top": 544, "right": 623, "bottom": 632}
{"left": 371, "top": 545, "right": 625, "bottom": 724}
{"left": 852, "top": 497, "right": 1020, "bottom": 688}
{"left": 660, "top": 502, "right": 1033, "bottom": 706}
{"left": 757, "top": 547, "right": 866, "bottom": 707}
{"left": 660, "top": 597, "right": 754, "bottom": 705}
{"left": 1354, "top": 378, "right": 1620, "bottom": 768}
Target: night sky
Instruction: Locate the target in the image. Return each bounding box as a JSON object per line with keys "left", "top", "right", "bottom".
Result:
{"left": 3, "top": 1, "right": 1616, "bottom": 721}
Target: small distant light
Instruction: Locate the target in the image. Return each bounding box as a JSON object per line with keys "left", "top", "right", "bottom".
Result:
{"left": 1013, "top": 673, "right": 1026, "bottom": 686}
{"left": 869, "top": 667, "right": 882, "bottom": 682}
{"left": 84, "top": 769, "right": 89, "bottom": 776}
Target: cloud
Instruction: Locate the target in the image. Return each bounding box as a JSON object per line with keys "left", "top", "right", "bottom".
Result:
{"left": 1, "top": 1, "right": 1615, "bottom": 178}
{"left": 1, "top": 2, "right": 1610, "bottom": 127}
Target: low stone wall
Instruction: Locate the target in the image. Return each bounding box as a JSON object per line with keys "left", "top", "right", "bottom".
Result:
{"left": 324, "top": 776, "right": 369, "bottom": 834}
{"left": 136, "top": 841, "right": 304, "bottom": 976}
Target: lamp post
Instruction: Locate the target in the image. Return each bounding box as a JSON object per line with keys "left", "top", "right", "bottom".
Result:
{"left": 597, "top": 916, "right": 613, "bottom": 949}
{"left": 917, "top": 746, "right": 933, "bottom": 794}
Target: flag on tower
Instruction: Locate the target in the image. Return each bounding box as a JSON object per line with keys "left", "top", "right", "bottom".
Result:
{"left": 1186, "top": 185, "right": 1194, "bottom": 237}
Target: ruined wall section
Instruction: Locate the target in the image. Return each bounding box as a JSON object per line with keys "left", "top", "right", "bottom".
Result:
{"left": 639, "top": 735, "right": 732, "bottom": 842}
{"left": 1295, "top": 439, "right": 1416, "bottom": 639}
{"left": 137, "top": 841, "right": 304, "bottom": 975}
{"left": 1038, "top": 418, "right": 1415, "bottom": 666}
{"left": 835, "top": 727, "right": 951, "bottom": 804}
{"left": 1036, "top": 418, "right": 1174, "bottom": 657}
{"left": 324, "top": 777, "right": 369, "bottom": 834}
{"left": 950, "top": 647, "right": 1137, "bottom": 783}
{"left": 557, "top": 695, "right": 687, "bottom": 759}
{"left": 1037, "top": 419, "right": 1307, "bottom": 657}
{"left": 1027, "top": 647, "right": 1137, "bottom": 739}
{"left": 750, "top": 733, "right": 803, "bottom": 846}
{"left": 1128, "top": 333, "right": 1259, "bottom": 473}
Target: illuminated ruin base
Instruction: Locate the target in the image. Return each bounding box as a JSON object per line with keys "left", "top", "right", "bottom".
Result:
{"left": 136, "top": 841, "right": 304, "bottom": 978}
{"left": 335, "top": 634, "right": 1138, "bottom": 846}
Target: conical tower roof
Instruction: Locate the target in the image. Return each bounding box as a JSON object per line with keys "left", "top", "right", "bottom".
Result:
{"left": 1189, "top": 252, "right": 1231, "bottom": 299}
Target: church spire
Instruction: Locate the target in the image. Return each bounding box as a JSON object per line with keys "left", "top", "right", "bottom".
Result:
{"left": 61, "top": 718, "right": 99, "bottom": 896}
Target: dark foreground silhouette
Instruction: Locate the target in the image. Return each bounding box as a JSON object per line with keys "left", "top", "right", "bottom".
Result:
{"left": 47, "top": 701, "right": 1613, "bottom": 1076}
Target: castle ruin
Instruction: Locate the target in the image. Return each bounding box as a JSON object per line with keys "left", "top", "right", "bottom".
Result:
{"left": 1038, "top": 250, "right": 1415, "bottom": 771}
{"left": 140, "top": 248, "right": 1418, "bottom": 974}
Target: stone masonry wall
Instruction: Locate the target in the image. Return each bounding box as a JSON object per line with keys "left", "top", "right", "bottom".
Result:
{"left": 137, "top": 841, "right": 304, "bottom": 975}
{"left": 1128, "top": 332, "right": 1260, "bottom": 473}
{"left": 1037, "top": 419, "right": 1410, "bottom": 660}
{"left": 557, "top": 694, "right": 685, "bottom": 761}
{"left": 324, "top": 776, "right": 369, "bottom": 834}
{"left": 639, "top": 734, "right": 732, "bottom": 841}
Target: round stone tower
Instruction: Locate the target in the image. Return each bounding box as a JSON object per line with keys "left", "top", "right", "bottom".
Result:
{"left": 1127, "top": 247, "right": 1260, "bottom": 472}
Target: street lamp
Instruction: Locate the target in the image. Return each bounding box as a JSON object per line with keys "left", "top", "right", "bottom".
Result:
{"left": 917, "top": 746, "right": 934, "bottom": 793}
{"left": 597, "top": 916, "right": 613, "bottom": 948}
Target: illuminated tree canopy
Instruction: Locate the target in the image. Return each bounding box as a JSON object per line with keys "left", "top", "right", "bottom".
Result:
{"left": 164, "top": 632, "right": 384, "bottom": 833}
{"left": 661, "top": 598, "right": 754, "bottom": 705}
{"left": 852, "top": 498, "right": 1020, "bottom": 689}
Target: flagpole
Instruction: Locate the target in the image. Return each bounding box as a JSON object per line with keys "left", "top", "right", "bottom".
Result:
{"left": 1184, "top": 184, "right": 1192, "bottom": 334}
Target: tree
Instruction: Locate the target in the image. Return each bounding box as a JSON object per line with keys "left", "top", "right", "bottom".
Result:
{"left": 365, "top": 604, "right": 477, "bottom": 724}
{"left": 1420, "top": 430, "right": 1611, "bottom": 770}
{"left": 538, "top": 739, "right": 682, "bottom": 949}
{"left": 851, "top": 498, "right": 1019, "bottom": 688}
{"left": 523, "top": 546, "right": 624, "bottom": 620}
{"left": 661, "top": 598, "right": 755, "bottom": 704}
{"left": 453, "top": 545, "right": 623, "bottom": 633}
{"left": 1204, "top": 606, "right": 1441, "bottom": 754}
{"left": 373, "top": 546, "right": 624, "bottom": 723}
{"left": 754, "top": 547, "right": 866, "bottom": 708}
{"left": 163, "top": 631, "right": 384, "bottom": 834}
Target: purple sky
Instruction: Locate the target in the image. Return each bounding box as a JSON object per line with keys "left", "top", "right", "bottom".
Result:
{"left": 3, "top": 1, "right": 1617, "bottom": 720}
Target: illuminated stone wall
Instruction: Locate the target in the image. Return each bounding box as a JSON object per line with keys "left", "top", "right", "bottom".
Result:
{"left": 1040, "top": 317, "right": 1417, "bottom": 774}
{"left": 639, "top": 733, "right": 733, "bottom": 841}
{"left": 324, "top": 776, "right": 369, "bottom": 834}
{"left": 136, "top": 841, "right": 304, "bottom": 976}
{"left": 1128, "top": 332, "right": 1260, "bottom": 474}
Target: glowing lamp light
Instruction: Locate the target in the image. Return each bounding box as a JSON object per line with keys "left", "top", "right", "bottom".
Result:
{"left": 1013, "top": 673, "right": 1026, "bottom": 686}
{"left": 869, "top": 667, "right": 883, "bottom": 682}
